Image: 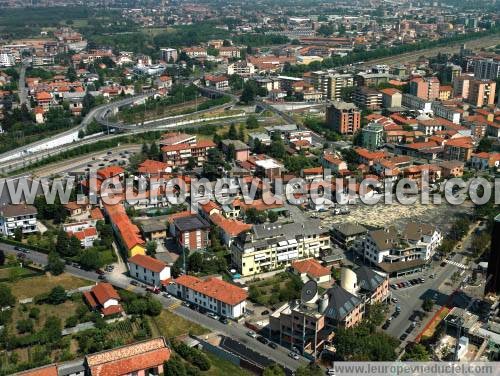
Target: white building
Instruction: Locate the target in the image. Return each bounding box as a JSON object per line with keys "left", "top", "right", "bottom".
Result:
{"left": 160, "top": 48, "right": 178, "bottom": 62}
{"left": 0, "top": 52, "right": 15, "bottom": 67}
{"left": 227, "top": 61, "right": 255, "bottom": 77}
{"left": 0, "top": 204, "right": 38, "bottom": 236}
{"left": 128, "top": 254, "right": 171, "bottom": 287}
{"left": 167, "top": 275, "right": 247, "bottom": 319}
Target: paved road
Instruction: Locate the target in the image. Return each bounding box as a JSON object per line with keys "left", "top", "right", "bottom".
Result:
{"left": 0, "top": 244, "right": 306, "bottom": 370}
{"left": 385, "top": 223, "right": 479, "bottom": 343}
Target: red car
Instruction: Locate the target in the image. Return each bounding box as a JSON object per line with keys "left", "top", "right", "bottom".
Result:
{"left": 146, "top": 286, "right": 160, "bottom": 294}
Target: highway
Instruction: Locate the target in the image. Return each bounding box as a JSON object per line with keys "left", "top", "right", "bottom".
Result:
{"left": 0, "top": 244, "right": 306, "bottom": 371}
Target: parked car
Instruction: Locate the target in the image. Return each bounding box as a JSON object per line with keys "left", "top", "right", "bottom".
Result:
{"left": 261, "top": 310, "right": 270, "bottom": 315}
{"left": 391, "top": 297, "right": 398, "bottom": 303}
{"left": 390, "top": 284, "right": 398, "bottom": 289}
{"left": 257, "top": 336, "right": 269, "bottom": 345}
{"left": 219, "top": 316, "right": 229, "bottom": 325}
{"left": 395, "top": 305, "right": 401, "bottom": 312}
{"left": 392, "top": 310, "right": 400, "bottom": 318}
{"left": 440, "top": 261, "right": 447, "bottom": 267}
{"left": 162, "top": 292, "right": 171, "bottom": 298}
{"left": 382, "top": 321, "right": 391, "bottom": 330}
{"left": 98, "top": 275, "right": 107, "bottom": 281}
{"left": 130, "top": 280, "right": 139, "bottom": 286}
{"left": 207, "top": 312, "right": 220, "bottom": 320}
{"left": 405, "top": 326, "right": 414, "bottom": 334}
{"left": 327, "top": 368, "right": 335, "bottom": 375}
{"left": 246, "top": 331, "right": 257, "bottom": 338}
{"left": 146, "top": 286, "right": 160, "bottom": 294}
{"left": 96, "top": 269, "right": 105, "bottom": 275}
{"left": 16, "top": 252, "right": 26, "bottom": 259}
{"left": 399, "top": 333, "right": 408, "bottom": 341}
{"left": 268, "top": 342, "right": 278, "bottom": 349}
{"left": 288, "top": 352, "right": 300, "bottom": 360}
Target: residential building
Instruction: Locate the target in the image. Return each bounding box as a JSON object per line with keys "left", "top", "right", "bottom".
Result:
{"left": 160, "top": 47, "right": 177, "bottom": 62}
{"left": 204, "top": 74, "right": 229, "bottom": 90}
{"left": 254, "top": 158, "right": 283, "bottom": 179}
{"left": 470, "top": 152, "right": 500, "bottom": 170}
{"left": 327, "top": 73, "right": 354, "bottom": 101}
{"left": 409, "top": 76, "right": 440, "bottom": 100}
{"left": 473, "top": 57, "right": 500, "bottom": 80}
{"left": 209, "top": 213, "right": 252, "bottom": 247}
{"left": 330, "top": 222, "right": 368, "bottom": 249}
{"left": 219, "top": 46, "right": 241, "bottom": 59}
{"left": 453, "top": 75, "right": 471, "bottom": 99}
{"left": 355, "top": 72, "right": 391, "bottom": 87}
{"left": 227, "top": 61, "right": 255, "bottom": 76}
{"left": 103, "top": 203, "right": 146, "bottom": 257}
{"left": 320, "top": 154, "right": 347, "bottom": 174}
{"left": 439, "top": 85, "right": 453, "bottom": 100}
{"left": 83, "top": 282, "right": 123, "bottom": 317}
{"left": 182, "top": 47, "right": 207, "bottom": 58}
{"left": 291, "top": 258, "right": 331, "bottom": 284}
{"left": 443, "top": 137, "right": 474, "bottom": 162}
{"left": 361, "top": 123, "right": 384, "bottom": 150}
{"left": 439, "top": 160, "right": 465, "bottom": 177}
{"left": 128, "top": 254, "right": 171, "bottom": 287}
{"left": 231, "top": 219, "right": 330, "bottom": 277}
{"left": 161, "top": 140, "right": 215, "bottom": 167}
{"left": 326, "top": 101, "right": 361, "bottom": 135}
{"left": 167, "top": 275, "right": 247, "bottom": 319}
{"left": 467, "top": 79, "right": 496, "bottom": 107}
{"left": 85, "top": 337, "right": 171, "bottom": 376}
{"left": 380, "top": 88, "right": 402, "bottom": 108}
{"left": 172, "top": 214, "right": 210, "bottom": 251}
{"left": 67, "top": 227, "right": 98, "bottom": 248}
{"left": 221, "top": 139, "right": 250, "bottom": 162}
{"left": 361, "top": 224, "right": 441, "bottom": 277}
{"left": 353, "top": 86, "right": 382, "bottom": 110}
{"left": 160, "top": 132, "right": 197, "bottom": 146}
{"left": 0, "top": 204, "right": 38, "bottom": 237}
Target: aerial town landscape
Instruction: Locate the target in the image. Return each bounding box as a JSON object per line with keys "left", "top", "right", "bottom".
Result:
{"left": 0, "top": 0, "right": 499, "bottom": 375}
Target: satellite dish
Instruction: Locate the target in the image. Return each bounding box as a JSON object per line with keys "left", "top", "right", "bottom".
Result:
{"left": 301, "top": 280, "right": 318, "bottom": 303}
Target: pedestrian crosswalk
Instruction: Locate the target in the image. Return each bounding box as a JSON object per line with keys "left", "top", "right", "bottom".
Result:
{"left": 445, "top": 259, "right": 468, "bottom": 269}
{"left": 168, "top": 301, "right": 182, "bottom": 310}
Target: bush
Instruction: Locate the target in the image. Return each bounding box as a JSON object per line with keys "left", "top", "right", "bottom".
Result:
{"left": 29, "top": 307, "right": 40, "bottom": 320}
{"left": 16, "top": 319, "right": 34, "bottom": 334}
{"left": 65, "top": 316, "right": 78, "bottom": 328}
{"left": 172, "top": 341, "right": 211, "bottom": 371}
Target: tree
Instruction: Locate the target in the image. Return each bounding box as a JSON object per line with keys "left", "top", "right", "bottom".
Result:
{"left": 422, "top": 298, "right": 434, "bottom": 312}
{"left": 68, "top": 236, "right": 82, "bottom": 257}
{"left": 267, "top": 210, "right": 278, "bottom": 223}
{"left": 263, "top": 364, "right": 285, "bottom": 376}
{"left": 477, "top": 137, "right": 493, "bottom": 153}
{"left": 47, "top": 286, "right": 67, "bottom": 305}
{"left": 367, "top": 302, "right": 386, "bottom": 326}
{"left": 40, "top": 316, "right": 62, "bottom": 344}
{"left": 227, "top": 123, "right": 238, "bottom": 140}
{"left": 79, "top": 247, "right": 103, "bottom": 270}
{"left": 13, "top": 227, "right": 22, "bottom": 241}
{"left": 66, "top": 66, "right": 77, "bottom": 82}
{"left": 0, "top": 284, "right": 15, "bottom": 307}
{"left": 163, "top": 356, "right": 187, "bottom": 376}
{"left": 56, "top": 229, "right": 70, "bottom": 256}
{"left": 148, "top": 141, "right": 159, "bottom": 160}
{"left": 246, "top": 115, "right": 259, "bottom": 129}
{"left": 186, "top": 157, "right": 197, "bottom": 170}
{"left": 296, "top": 364, "right": 323, "bottom": 376}
{"left": 402, "top": 343, "right": 430, "bottom": 361}
{"left": 146, "top": 241, "right": 157, "bottom": 256}
{"left": 47, "top": 252, "right": 65, "bottom": 275}
{"left": 16, "top": 319, "right": 34, "bottom": 334}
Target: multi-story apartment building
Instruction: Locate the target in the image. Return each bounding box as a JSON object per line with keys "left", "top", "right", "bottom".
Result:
{"left": 167, "top": 275, "right": 247, "bottom": 319}
{"left": 128, "top": 254, "right": 171, "bottom": 287}
{"left": 355, "top": 72, "right": 391, "bottom": 87}
{"left": 269, "top": 266, "right": 388, "bottom": 358}
{"left": 227, "top": 61, "right": 255, "bottom": 77}
{"left": 326, "top": 101, "right": 361, "bottom": 135}
{"left": 0, "top": 204, "right": 38, "bottom": 236}
{"left": 360, "top": 224, "right": 441, "bottom": 277}
{"left": 409, "top": 76, "right": 440, "bottom": 100}
{"left": 453, "top": 75, "right": 471, "bottom": 99}
{"left": 161, "top": 140, "right": 215, "bottom": 167}
{"left": 380, "top": 88, "right": 402, "bottom": 108}
{"left": 473, "top": 57, "right": 500, "bottom": 80}
{"left": 443, "top": 137, "right": 474, "bottom": 162}
{"left": 326, "top": 73, "right": 354, "bottom": 100}
{"left": 219, "top": 46, "right": 241, "bottom": 59}
{"left": 467, "top": 79, "right": 496, "bottom": 107}
{"left": 361, "top": 123, "right": 384, "bottom": 150}
{"left": 231, "top": 220, "right": 330, "bottom": 277}
{"left": 160, "top": 47, "right": 178, "bottom": 62}
{"left": 353, "top": 86, "right": 382, "bottom": 110}
{"left": 172, "top": 214, "right": 210, "bottom": 251}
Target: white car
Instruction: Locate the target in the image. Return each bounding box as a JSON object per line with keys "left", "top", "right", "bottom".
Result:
{"left": 288, "top": 352, "right": 299, "bottom": 360}
{"left": 246, "top": 331, "right": 257, "bottom": 338}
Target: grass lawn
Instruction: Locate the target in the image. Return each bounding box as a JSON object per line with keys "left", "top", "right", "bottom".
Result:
{"left": 151, "top": 310, "right": 209, "bottom": 340}
{"left": 0, "top": 266, "right": 41, "bottom": 281}
{"left": 9, "top": 273, "right": 90, "bottom": 300}
{"left": 203, "top": 351, "right": 253, "bottom": 376}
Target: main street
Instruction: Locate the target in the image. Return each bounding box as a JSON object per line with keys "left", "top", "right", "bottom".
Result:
{"left": 386, "top": 222, "right": 481, "bottom": 344}
{"left": 0, "top": 243, "right": 305, "bottom": 371}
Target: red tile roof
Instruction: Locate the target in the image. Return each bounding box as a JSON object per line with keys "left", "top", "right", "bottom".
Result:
{"left": 129, "top": 254, "right": 167, "bottom": 273}
{"left": 444, "top": 137, "right": 474, "bottom": 149}
{"left": 97, "top": 166, "right": 124, "bottom": 180}
{"left": 200, "top": 200, "right": 221, "bottom": 214}
{"left": 292, "top": 258, "right": 330, "bottom": 278}
{"left": 138, "top": 160, "right": 169, "bottom": 175}
{"left": 90, "top": 207, "right": 104, "bottom": 220}
{"left": 174, "top": 275, "right": 247, "bottom": 306}
{"left": 104, "top": 203, "right": 145, "bottom": 250}
{"left": 86, "top": 337, "right": 171, "bottom": 376}
{"left": 92, "top": 282, "right": 120, "bottom": 305}
{"left": 209, "top": 213, "right": 252, "bottom": 237}
{"left": 16, "top": 364, "right": 58, "bottom": 376}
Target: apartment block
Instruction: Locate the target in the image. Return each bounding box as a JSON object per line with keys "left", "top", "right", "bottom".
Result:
{"left": 326, "top": 101, "right": 361, "bottom": 135}
{"left": 231, "top": 220, "right": 330, "bottom": 277}
{"left": 0, "top": 204, "right": 38, "bottom": 237}
{"left": 353, "top": 86, "right": 382, "bottom": 110}
{"left": 467, "top": 79, "right": 496, "bottom": 107}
